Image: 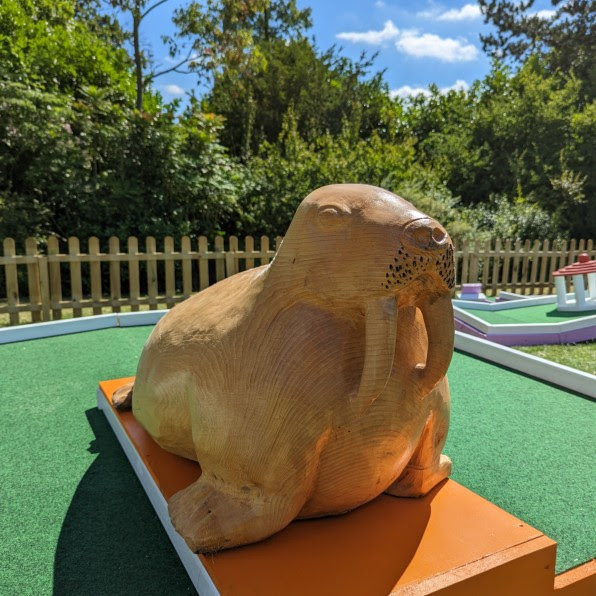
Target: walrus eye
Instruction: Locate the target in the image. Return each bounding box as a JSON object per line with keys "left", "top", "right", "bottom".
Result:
{"left": 318, "top": 205, "right": 350, "bottom": 229}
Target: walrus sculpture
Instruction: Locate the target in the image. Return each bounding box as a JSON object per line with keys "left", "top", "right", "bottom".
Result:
{"left": 113, "top": 183, "right": 456, "bottom": 553}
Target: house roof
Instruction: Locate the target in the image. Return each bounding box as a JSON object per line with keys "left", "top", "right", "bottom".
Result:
{"left": 553, "top": 253, "right": 596, "bottom": 277}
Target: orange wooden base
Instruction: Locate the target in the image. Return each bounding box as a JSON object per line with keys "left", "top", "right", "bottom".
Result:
{"left": 98, "top": 378, "right": 595, "bottom": 595}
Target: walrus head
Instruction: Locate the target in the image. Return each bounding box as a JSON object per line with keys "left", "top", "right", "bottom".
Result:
{"left": 273, "top": 184, "right": 455, "bottom": 410}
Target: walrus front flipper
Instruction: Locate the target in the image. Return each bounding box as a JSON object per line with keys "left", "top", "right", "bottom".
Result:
{"left": 384, "top": 379, "right": 451, "bottom": 498}
{"left": 168, "top": 476, "right": 305, "bottom": 553}
{"left": 112, "top": 381, "right": 134, "bottom": 410}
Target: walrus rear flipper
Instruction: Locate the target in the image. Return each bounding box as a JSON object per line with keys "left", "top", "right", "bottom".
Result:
{"left": 112, "top": 381, "right": 134, "bottom": 410}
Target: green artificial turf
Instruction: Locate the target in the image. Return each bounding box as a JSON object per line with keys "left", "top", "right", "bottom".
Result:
{"left": 459, "top": 302, "right": 595, "bottom": 325}
{"left": 0, "top": 327, "right": 195, "bottom": 596}
{"left": 0, "top": 327, "right": 594, "bottom": 594}
{"left": 445, "top": 352, "right": 595, "bottom": 574}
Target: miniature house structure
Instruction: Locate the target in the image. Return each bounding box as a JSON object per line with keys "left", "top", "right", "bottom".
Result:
{"left": 552, "top": 253, "right": 596, "bottom": 312}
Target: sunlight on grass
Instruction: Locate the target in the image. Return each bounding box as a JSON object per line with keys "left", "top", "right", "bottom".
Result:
{"left": 516, "top": 342, "right": 596, "bottom": 376}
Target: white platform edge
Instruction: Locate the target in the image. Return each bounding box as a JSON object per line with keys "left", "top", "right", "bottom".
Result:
{"left": 453, "top": 305, "right": 596, "bottom": 336}
{"left": 454, "top": 331, "right": 596, "bottom": 398}
{"left": 96, "top": 387, "right": 219, "bottom": 596}
{"left": 452, "top": 294, "right": 559, "bottom": 311}
{"left": 0, "top": 310, "right": 168, "bottom": 344}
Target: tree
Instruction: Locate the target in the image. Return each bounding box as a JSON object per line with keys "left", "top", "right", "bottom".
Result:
{"left": 479, "top": 0, "right": 596, "bottom": 97}
{"left": 0, "top": 0, "right": 134, "bottom": 99}
{"left": 206, "top": 32, "right": 392, "bottom": 156}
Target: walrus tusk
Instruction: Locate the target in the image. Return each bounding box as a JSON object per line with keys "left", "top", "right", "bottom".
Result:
{"left": 353, "top": 296, "right": 397, "bottom": 414}
{"left": 414, "top": 292, "right": 454, "bottom": 397}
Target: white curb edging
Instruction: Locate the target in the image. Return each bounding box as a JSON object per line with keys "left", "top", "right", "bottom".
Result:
{"left": 97, "top": 388, "right": 218, "bottom": 596}
{"left": 0, "top": 310, "right": 168, "bottom": 344}
{"left": 454, "top": 331, "right": 596, "bottom": 398}
{"left": 453, "top": 305, "right": 596, "bottom": 336}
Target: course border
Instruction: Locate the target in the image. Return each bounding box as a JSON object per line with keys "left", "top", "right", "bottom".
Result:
{"left": 96, "top": 387, "right": 219, "bottom": 596}
{"left": 2, "top": 311, "right": 594, "bottom": 398}
{"left": 453, "top": 305, "right": 596, "bottom": 347}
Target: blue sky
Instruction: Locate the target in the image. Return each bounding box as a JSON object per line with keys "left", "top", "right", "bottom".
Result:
{"left": 136, "top": 0, "right": 557, "bottom": 103}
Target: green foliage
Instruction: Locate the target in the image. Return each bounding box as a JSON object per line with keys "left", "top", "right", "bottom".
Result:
{"left": 404, "top": 59, "right": 595, "bottom": 238}
{"left": 235, "top": 110, "right": 475, "bottom": 242}
{"left": 0, "top": 0, "right": 594, "bottom": 247}
{"left": 479, "top": 0, "right": 596, "bottom": 98}
{"left": 461, "top": 194, "right": 562, "bottom": 240}
{"left": 208, "top": 38, "right": 394, "bottom": 158}
{"left": 0, "top": 80, "right": 241, "bottom": 242}
{"left": 0, "top": 0, "right": 134, "bottom": 98}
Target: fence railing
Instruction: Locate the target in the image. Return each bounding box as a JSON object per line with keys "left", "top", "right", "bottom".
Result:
{"left": 1, "top": 235, "right": 594, "bottom": 325}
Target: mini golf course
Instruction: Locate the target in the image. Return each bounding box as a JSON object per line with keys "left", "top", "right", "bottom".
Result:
{"left": 1, "top": 326, "right": 594, "bottom": 594}
{"left": 456, "top": 302, "right": 593, "bottom": 325}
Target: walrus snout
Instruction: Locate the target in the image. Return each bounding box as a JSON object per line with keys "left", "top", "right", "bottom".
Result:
{"left": 403, "top": 218, "right": 448, "bottom": 251}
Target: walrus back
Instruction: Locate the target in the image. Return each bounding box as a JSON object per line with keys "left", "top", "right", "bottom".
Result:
{"left": 130, "top": 265, "right": 269, "bottom": 459}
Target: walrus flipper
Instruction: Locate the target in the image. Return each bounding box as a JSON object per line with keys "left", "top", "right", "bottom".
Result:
{"left": 112, "top": 381, "right": 134, "bottom": 410}
{"left": 384, "top": 380, "right": 451, "bottom": 498}
{"left": 168, "top": 475, "right": 307, "bottom": 553}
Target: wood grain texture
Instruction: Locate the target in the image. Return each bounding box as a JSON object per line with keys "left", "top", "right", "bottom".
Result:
{"left": 117, "top": 184, "right": 457, "bottom": 553}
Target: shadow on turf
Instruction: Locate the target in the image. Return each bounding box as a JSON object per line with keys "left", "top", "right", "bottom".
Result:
{"left": 545, "top": 308, "right": 593, "bottom": 319}
{"left": 53, "top": 408, "right": 195, "bottom": 595}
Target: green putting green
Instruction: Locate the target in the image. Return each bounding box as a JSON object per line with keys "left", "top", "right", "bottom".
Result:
{"left": 458, "top": 302, "right": 595, "bottom": 325}
{"left": 0, "top": 326, "right": 594, "bottom": 595}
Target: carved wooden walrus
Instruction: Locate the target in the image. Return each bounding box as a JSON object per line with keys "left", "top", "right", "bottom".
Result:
{"left": 113, "top": 184, "right": 456, "bottom": 553}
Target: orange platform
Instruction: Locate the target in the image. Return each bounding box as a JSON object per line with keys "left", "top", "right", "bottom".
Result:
{"left": 98, "top": 378, "right": 595, "bottom": 595}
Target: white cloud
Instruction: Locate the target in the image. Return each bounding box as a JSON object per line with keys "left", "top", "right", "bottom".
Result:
{"left": 442, "top": 79, "right": 470, "bottom": 92}
{"left": 162, "top": 84, "right": 185, "bottom": 95}
{"left": 436, "top": 4, "right": 481, "bottom": 21}
{"left": 375, "top": 0, "right": 386, "bottom": 7}
{"left": 336, "top": 20, "right": 399, "bottom": 45}
{"left": 390, "top": 79, "right": 469, "bottom": 99}
{"left": 396, "top": 31, "right": 478, "bottom": 62}
{"left": 417, "top": 3, "right": 481, "bottom": 21}
{"left": 531, "top": 9, "right": 556, "bottom": 19}
{"left": 390, "top": 85, "right": 430, "bottom": 99}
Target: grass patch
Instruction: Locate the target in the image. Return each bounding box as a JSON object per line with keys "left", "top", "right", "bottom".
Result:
{"left": 516, "top": 341, "right": 596, "bottom": 375}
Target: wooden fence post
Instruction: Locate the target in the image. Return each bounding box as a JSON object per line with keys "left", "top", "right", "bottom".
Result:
{"left": 245, "top": 236, "right": 255, "bottom": 270}
{"left": 510, "top": 239, "right": 522, "bottom": 293}
{"left": 260, "top": 236, "right": 270, "bottom": 266}
{"left": 226, "top": 236, "right": 238, "bottom": 278}
{"left": 146, "top": 237, "right": 158, "bottom": 310}
{"left": 214, "top": 236, "right": 225, "bottom": 282}
{"left": 38, "top": 251, "right": 51, "bottom": 322}
{"left": 528, "top": 239, "right": 541, "bottom": 295}
{"left": 490, "top": 238, "right": 501, "bottom": 297}
{"left": 519, "top": 239, "right": 532, "bottom": 295}
{"left": 47, "top": 236, "right": 62, "bottom": 319}
{"left": 198, "top": 236, "right": 209, "bottom": 290}
{"left": 538, "top": 239, "right": 550, "bottom": 295}
{"left": 3, "top": 238, "right": 19, "bottom": 325}
{"left": 180, "top": 236, "right": 192, "bottom": 299}
{"left": 25, "top": 238, "right": 42, "bottom": 322}
{"left": 128, "top": 237, "right": 140, "bottom": 312}
{"left": 164, "top": 236, "right": 175, "bottom": 307}
{"left": 501, "top": 239, "right": 511, "bottom": 292}
{"left": 109, "top": 237, "right": 121, "bottom": 313}
{"left": 68, "top": 237, "right": 83, "bottom": 318}
{"left": 481, "top": 239, "right": 491, "bottom": 294}
{"left": 88, "top": 237, "right": 102, "bottom": 315}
